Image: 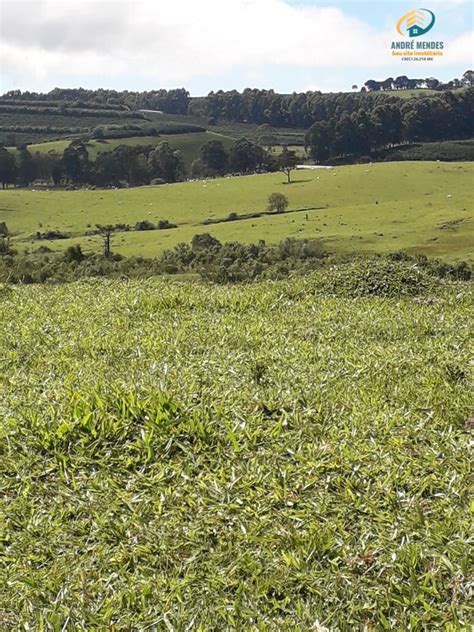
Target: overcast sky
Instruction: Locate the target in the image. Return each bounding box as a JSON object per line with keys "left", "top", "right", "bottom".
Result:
{"left": 0, "top": 0, "right": 472, "bottom": 94}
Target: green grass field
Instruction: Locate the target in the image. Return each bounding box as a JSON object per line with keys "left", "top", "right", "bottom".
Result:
{"left": 380, "top": 89, "right": 440, "bottom": 98}
{"left": 1, "top": 272, "right": 471, "bottom": 629}
{"left": 1, "top": 162, "right": 472, "bottom": 261}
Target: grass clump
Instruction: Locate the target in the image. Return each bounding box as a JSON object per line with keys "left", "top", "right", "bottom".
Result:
{"left": 316, "top": 256, "right": 434, "bottom": 297}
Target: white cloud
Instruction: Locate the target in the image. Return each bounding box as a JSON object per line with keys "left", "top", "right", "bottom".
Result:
{"left": 442, "top": 30, "right": 474, "bottom": 63}
{"left": 0, "top": 0, "right": 472, "bottom": 92}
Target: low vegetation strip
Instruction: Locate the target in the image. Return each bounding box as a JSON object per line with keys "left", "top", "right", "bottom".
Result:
{"left": 0, "top": 271, "right": 471, "bottom": 629}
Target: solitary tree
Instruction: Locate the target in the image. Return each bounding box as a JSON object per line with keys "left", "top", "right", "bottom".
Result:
{"left": 275, "top": 147, "right": 297, "bottom": 183}
{"left": 462, "top": 70, "right": 474, "bottom": 87}
{"left": 96, "top": 224, "right": 114, "bottom": 258}
{"left": 267, "top": 192, "right": 288, "bottom": 214}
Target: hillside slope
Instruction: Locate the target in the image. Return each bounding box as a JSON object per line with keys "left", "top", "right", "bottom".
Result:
{"left": 1, "top": 162, "right": 472, "bottom": 261}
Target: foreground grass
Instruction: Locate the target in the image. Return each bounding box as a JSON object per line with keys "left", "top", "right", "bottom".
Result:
{"left": 1, "top": 161, "right": 473, "bottom": 262}
{"left": 0, "top": 272, "right": 472, "bottom": 629}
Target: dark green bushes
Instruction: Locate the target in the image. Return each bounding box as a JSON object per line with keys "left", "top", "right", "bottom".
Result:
{"left": 34, "top": 229, "right": 70, "bottom": 240}
{"left": 0, "top": 235, "right": 470, "bottom": 289}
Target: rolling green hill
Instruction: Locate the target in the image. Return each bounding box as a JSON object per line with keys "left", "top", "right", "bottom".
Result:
{"left": 1, "top": 161, "right": 472, "bottom": 261}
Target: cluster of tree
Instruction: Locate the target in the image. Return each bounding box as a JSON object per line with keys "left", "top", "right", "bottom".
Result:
{"left": 191, "top": 139, "right": 266, "bottom": 177}
{"left": 305, "top": 89, "right": 473, "bottom": 162}
{"left": 1, "top": 88, "right": 191, "bottom": 115}
{"left": 363, "top": 70, "right": 473, "bottom": 92}
{"left": 191, "top": 139, "right": 297, "bottom": 181}
{"left": 0, "top": 141, "right": 186, "bottom": 188}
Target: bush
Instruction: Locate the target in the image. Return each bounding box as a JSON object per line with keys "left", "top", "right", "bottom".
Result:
{"left": 35, "top": 230, "right": 70, "bottom": 240}
{"left": 157, "top": 220, "right": 177, "bottom": 230}
{"left": 134, "top": 220, "right": 155, "bottom": 231}
{"left": 92, "top": 126, "right": 105, "bottom": 140}
{"left": 64, "top": 245, "right": 84, "bottom": 263}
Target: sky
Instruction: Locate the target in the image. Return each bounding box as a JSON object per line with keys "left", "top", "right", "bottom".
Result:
{"left": 0, "top": 0, "right": 472, "bottom": 95}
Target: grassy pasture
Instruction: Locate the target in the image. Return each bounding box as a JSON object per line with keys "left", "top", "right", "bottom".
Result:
{"left": 0, "top": 272, "right": 472, "bottom": 628}
{"left": 16, "top": 131, "right": 235, "bottom": 172}
{"left": 1, "top": 161, "right": 472, "bottom": 261}
{"left": 380, "top": 89, "right": 440, "bottom": 98}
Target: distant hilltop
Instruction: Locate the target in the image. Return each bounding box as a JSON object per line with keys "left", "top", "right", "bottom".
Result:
{"left": 360, "top": 70, "right": 472, "bottom": 93}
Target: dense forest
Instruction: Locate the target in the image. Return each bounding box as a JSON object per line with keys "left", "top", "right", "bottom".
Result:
{"left": 305, "top": 89, "right": 473, "bottom": 161}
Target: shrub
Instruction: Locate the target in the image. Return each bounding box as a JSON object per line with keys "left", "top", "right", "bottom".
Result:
{"left": 35, "top": 230, "right": 70, "bottom": 240}
{"left": 64, "top": 245, "right": 84, "bottom": 263}
{"left": 134, "top": 220, "right": 155, "bottom": 231}
{"left": 92, "top": 126, "right": 105, "bottom": 140}
{"left": 157, "top": 220, "right": 177, "bottom": 230}
{"left": 191, "top": 233, "right": 222, "bottom": 253}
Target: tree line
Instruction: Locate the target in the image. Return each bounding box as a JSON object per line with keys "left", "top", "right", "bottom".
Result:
{"left": 2, "top": 71, "right": 471, "bottom": 126}
{"left": 0, "top": 138, "right": 297, "bottom": 188}
{"left": 363, "top": 70, "right": 473, "bottom": 92}
{"left": 1, "top": 88, "right": 191, "bottom": 115}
